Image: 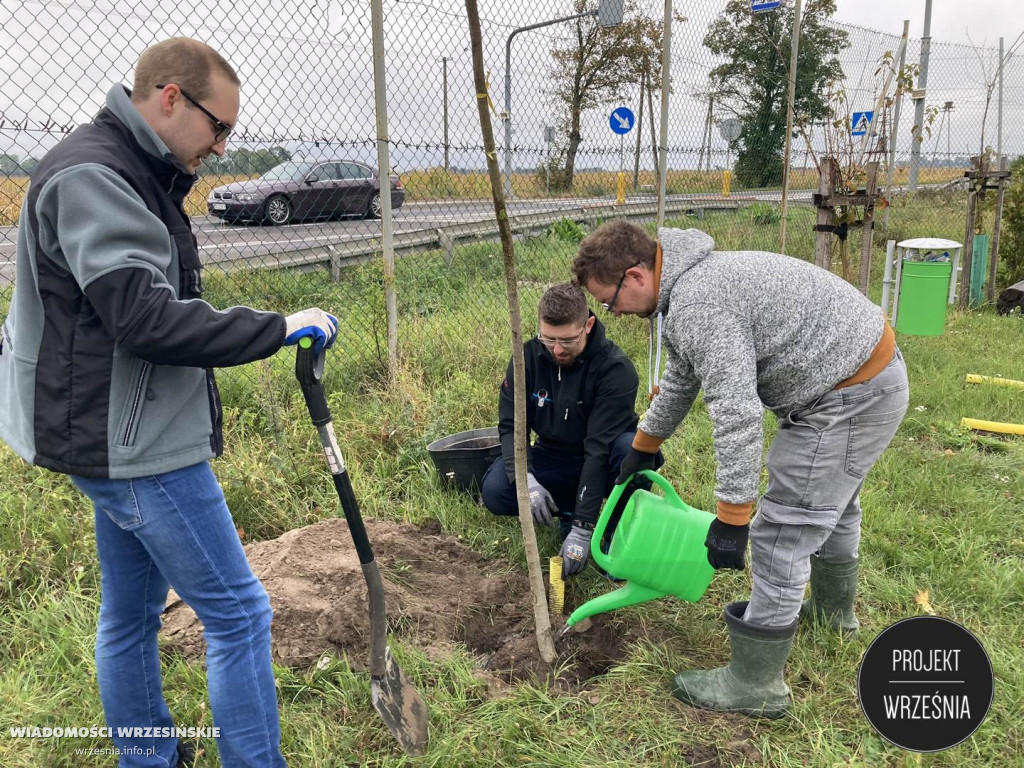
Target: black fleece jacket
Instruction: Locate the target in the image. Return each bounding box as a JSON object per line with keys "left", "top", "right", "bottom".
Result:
{"left": 497, "top": 314, "right": 640, "bottom": 524}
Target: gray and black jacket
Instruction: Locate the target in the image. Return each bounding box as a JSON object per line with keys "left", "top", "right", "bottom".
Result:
{"left": 0, "top": 85, "right": 286, "bottom": 478}
{"left": 498, "top": 315, "right": 640, "bottom": 524}
{"left": 640, "top": 228, "right": 886, "bottom": 508}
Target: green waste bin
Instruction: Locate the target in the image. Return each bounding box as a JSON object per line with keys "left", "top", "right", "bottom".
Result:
{"left": 896, "top": 260, "right": 953, "bottom": 336}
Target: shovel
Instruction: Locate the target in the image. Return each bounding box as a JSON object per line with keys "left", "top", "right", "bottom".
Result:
{"left": 295, "top": 338, "right": 429, "bottom": 755}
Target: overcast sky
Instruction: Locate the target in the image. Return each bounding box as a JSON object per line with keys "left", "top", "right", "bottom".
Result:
{"left": 832, "top": 0, "right": 1019, "bottom": 47}
{"left": 1, "top": 0, "right": 1021, "bottom": 171}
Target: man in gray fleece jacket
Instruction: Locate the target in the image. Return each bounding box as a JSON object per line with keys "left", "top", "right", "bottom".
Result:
{"left": 573, "top": 220, "right": 908, "bottom": 718}
{"left": 0, "top": 39, "right": 340, "bottom": 766}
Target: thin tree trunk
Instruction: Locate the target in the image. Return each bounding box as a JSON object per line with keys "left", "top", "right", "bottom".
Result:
{"left": 814, "top": 157, "right": 838, "bottom": 270}
{"left": 646, "top": 68, "right": 659, "bottom": 195}
{"left": 858, "top": 162, "right": 879, "bottom": 296}
{"left": 564, "top": 129, "right": 582, "bottom": 189}
{"left": 464, "top": 0, "right": 556, "bottom": 663}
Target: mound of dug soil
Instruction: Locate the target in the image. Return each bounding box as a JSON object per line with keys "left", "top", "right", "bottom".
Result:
{"left": 160, "top": 518, "right": 650, "bottom": 688}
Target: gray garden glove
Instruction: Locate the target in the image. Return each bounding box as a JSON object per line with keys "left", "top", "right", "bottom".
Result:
{"left": 560, "top": 522, "right": 593, "bottom": 577}
{"left": 284, "top": 308, "right": 339, "bottom": 355}
{"left": 526, "top": 473, "right": 558, "bottom": 527}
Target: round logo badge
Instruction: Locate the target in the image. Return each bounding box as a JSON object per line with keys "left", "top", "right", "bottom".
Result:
{"left": 858, "top": 616, "right": 994, "bottom": 752}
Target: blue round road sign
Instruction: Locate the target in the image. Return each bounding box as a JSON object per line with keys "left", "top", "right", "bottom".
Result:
{"left": 609, "top": 107, "right": 635, "bottom": 135}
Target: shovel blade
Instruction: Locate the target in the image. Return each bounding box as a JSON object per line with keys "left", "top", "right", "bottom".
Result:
{"left": 370, "top": 647, "right": 429, "bottom": 755}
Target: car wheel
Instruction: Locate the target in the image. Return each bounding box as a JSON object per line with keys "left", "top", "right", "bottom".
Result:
{"left": 365, "top": 192, "right": 382, "bottom": 219}
{"left": 264, "top": 195, "right": 293, "bottom": 226}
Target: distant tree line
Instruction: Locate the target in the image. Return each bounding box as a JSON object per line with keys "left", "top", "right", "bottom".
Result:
{"left": 0, "top": 147, "right": 291, "bottom": 177}
{"left": 198, "top": 147, "right": 291, "bottom": 176}
{"left": 0, "top": 154, "right": 38, "bottom": 176}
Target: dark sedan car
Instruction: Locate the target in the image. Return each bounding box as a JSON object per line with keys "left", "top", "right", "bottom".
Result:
{"left": 207, "top": 158, "right": 405, "bottom": 225}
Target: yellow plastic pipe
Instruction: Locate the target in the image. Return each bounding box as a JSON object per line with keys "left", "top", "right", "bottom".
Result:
{"left": 965, "top": 374, "right": 1024, "bottom": 389}
{"left": 961, "top": 417, "right": 1024, "bottom": 435}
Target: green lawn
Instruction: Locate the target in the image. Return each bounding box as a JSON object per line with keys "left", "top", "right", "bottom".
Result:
{"left": 1, "top": 206, "right": 1022, "bottom": 766}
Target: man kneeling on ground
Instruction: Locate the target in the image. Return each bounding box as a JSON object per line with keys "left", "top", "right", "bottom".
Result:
{"left": 481, "top": 283, "right": 661, "bottom": 576}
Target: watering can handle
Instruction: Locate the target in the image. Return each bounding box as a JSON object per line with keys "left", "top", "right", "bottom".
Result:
{"left": 592, "top": 470, "right": 684, "bottom": 563}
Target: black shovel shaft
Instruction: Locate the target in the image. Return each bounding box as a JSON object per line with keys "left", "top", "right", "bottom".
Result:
{"left": 296, "top": 344, "right": 385, "bottom": 676}
{"left": 296, "top": 345, "right": 375, "bottom": 565}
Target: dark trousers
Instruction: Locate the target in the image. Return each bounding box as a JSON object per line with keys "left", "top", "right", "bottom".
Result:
{"left": 481, "top": 431, "right": 658, "bottom": 523}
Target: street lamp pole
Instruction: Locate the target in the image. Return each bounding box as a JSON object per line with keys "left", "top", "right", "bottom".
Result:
{"left": 442, "top": 57, "right": 450, "bottom": 174}
{"left": 503, "top": 12, "right": 596, "bottom": 199}
{"left": 503, "top": 1, "right": 622, "bottom": 199}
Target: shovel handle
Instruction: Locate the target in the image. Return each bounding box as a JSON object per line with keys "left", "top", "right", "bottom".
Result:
{"left": 295, "top": 341, "right": 386, "bottom": 676}
{"left": 295, "top": 341, "right": 375, "bottom": 568}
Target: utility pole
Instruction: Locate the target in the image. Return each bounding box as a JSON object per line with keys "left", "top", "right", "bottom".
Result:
{"left": 997, "top": 36, "right": 1004, "bottom": 164}
{"left": 697, "top": 92, "right": 714, "bottom": 173}
{"left": 656, "top": 0, "right": 673, "bottom": 229}
{"left": 989, "top": 37, "right": 1007, "bottom": 302}
{"left": 633, "top": 76, "right": 644, "bottom": 189}
{"left": 907, "top": 0, "right": 932, "bottom": 191}
{"left": 883, "top": 20, "right": 910, "bottom": 231}
{"left": 778, "top": 0, "right": 803, "bottom": 255}
{"left": 943, "top": 101, "right": 953, "bottom": 161}
{"left": 442, "top": 57, "right": 450, "bottom": 174}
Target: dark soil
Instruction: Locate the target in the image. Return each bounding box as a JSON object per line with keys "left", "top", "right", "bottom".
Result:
{"left": 161, "top": 517, "right": 649, "bottom": 689}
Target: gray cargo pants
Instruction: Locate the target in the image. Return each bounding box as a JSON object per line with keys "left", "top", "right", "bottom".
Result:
{"left": 743, "top": 349, "right": 909, "bottom": 627}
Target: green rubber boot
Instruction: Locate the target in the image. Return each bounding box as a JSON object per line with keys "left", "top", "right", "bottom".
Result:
{"left": 671, "top": 602, "right": 796, "bottom": 718}
{"left": 800, "top": 556, "right": 860, "bottom": 635}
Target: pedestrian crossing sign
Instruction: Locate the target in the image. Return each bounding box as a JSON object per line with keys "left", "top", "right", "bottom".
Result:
{"left": 851, "top": 111, "right": 874, "bottom": 137}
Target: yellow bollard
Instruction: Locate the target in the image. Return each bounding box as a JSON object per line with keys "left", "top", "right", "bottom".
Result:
{"left": 965, "top": 374, "right": 1024, "bottom": 390}
{"left": 961, "top": 417, "right": 1024, "bottom": 435}
{"left": 617, "top": 172, "right": 625, "bottom": 204}
{"left": 722, "top": 170, "right": 731, "bottom": 198}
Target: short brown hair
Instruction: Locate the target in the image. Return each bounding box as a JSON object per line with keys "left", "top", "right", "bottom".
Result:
{"left": 572, "top": 219, "right": 657, "bottom": 286}
{"left": 538, "top": 283, "right": 589, "bottom": 326}
{"left": 132, "top": 38, "right": 240, "bottom": 103}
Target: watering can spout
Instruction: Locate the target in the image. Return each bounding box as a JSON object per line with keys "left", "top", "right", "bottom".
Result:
{"left": 565, "top": 581, "right": 666, "bottom": 629}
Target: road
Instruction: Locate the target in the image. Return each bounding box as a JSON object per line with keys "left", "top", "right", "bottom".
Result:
{"left": 0, "top": 192, "right": 810, "bottom": 282}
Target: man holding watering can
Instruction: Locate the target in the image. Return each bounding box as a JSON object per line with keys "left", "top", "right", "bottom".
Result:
{"left": 481, "top": 283, "right": 660, "bottom": 577}
{"left": 572, "top": 221, "right": 908, "bottom": 717}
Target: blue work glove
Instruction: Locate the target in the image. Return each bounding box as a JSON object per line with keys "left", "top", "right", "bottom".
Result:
{"left": 560, "top": 522, "right": 593, "bottom": 577}
{"left": 526, "top": 472, "right": 558, "bottom": 527}
{"left": 704, "top": 518, "right": 749, "bottom": 570}
{"left": 615, "top": 447, "right": 659, "bottom": 485}
{"left": 284, "top": 308, "right": 339, "bottom": 355}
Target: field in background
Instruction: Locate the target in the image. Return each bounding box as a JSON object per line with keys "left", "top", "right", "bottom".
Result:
{"left": 0, "top": 166, "right": 965, "bottom": 226}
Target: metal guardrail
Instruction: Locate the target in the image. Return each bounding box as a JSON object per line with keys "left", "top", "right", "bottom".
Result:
{"left": 214, "top": 196, "right": 745, "bottom": 278}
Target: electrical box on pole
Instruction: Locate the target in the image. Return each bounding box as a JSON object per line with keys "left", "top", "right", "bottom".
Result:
{"left": 597, "top": 0, "right": 624, "bottom": 27}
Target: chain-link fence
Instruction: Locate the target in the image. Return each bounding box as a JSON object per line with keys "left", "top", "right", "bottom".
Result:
{"left": 2, "top": 0, "right": 1022, "bottom": 385}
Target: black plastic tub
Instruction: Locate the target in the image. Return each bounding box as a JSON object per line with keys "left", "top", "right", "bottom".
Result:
{"left": 426, "top": 427, "right": 501, "bottom": 493}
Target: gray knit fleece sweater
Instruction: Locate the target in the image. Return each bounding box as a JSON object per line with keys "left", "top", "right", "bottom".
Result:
{"left": 639, "top": 228, "right": 885, "bottom": 506}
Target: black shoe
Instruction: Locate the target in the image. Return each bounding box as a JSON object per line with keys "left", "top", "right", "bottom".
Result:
{"left": 557, "top": 517, "right": 572, "bottom": 541}
{"left": 176, "top": 739, "right": 196, "bottom": 768}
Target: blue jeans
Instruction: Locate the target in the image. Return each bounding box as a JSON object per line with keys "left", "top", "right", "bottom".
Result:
{"left": 744, "top": 349, "right": 910, "bottom": 627}
{"left": 71, "top": 462, "right": 286, "bottom": 768}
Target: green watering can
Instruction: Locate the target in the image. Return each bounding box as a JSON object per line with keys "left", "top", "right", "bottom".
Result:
{"left": 563, "top": 470, "right": 716, "bottom": 631}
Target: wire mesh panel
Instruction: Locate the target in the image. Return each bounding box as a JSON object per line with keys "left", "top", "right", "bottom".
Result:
{"left": 1, "top": 0, "right": 1021, "bottom": 383}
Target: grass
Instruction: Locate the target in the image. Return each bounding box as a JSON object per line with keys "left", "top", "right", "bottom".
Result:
{"left": 1, "top": 202, "right": 1022, "bottom": 766}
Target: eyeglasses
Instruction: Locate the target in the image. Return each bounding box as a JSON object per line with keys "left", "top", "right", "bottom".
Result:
{"left": 537, "top": 328, "right": 587, "bottom": 349}
{"left": 601, "top": 262, "right": 641, "bottom": 313}
{"left": 156, "top": 83, "right": 233, "bottom": 143}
